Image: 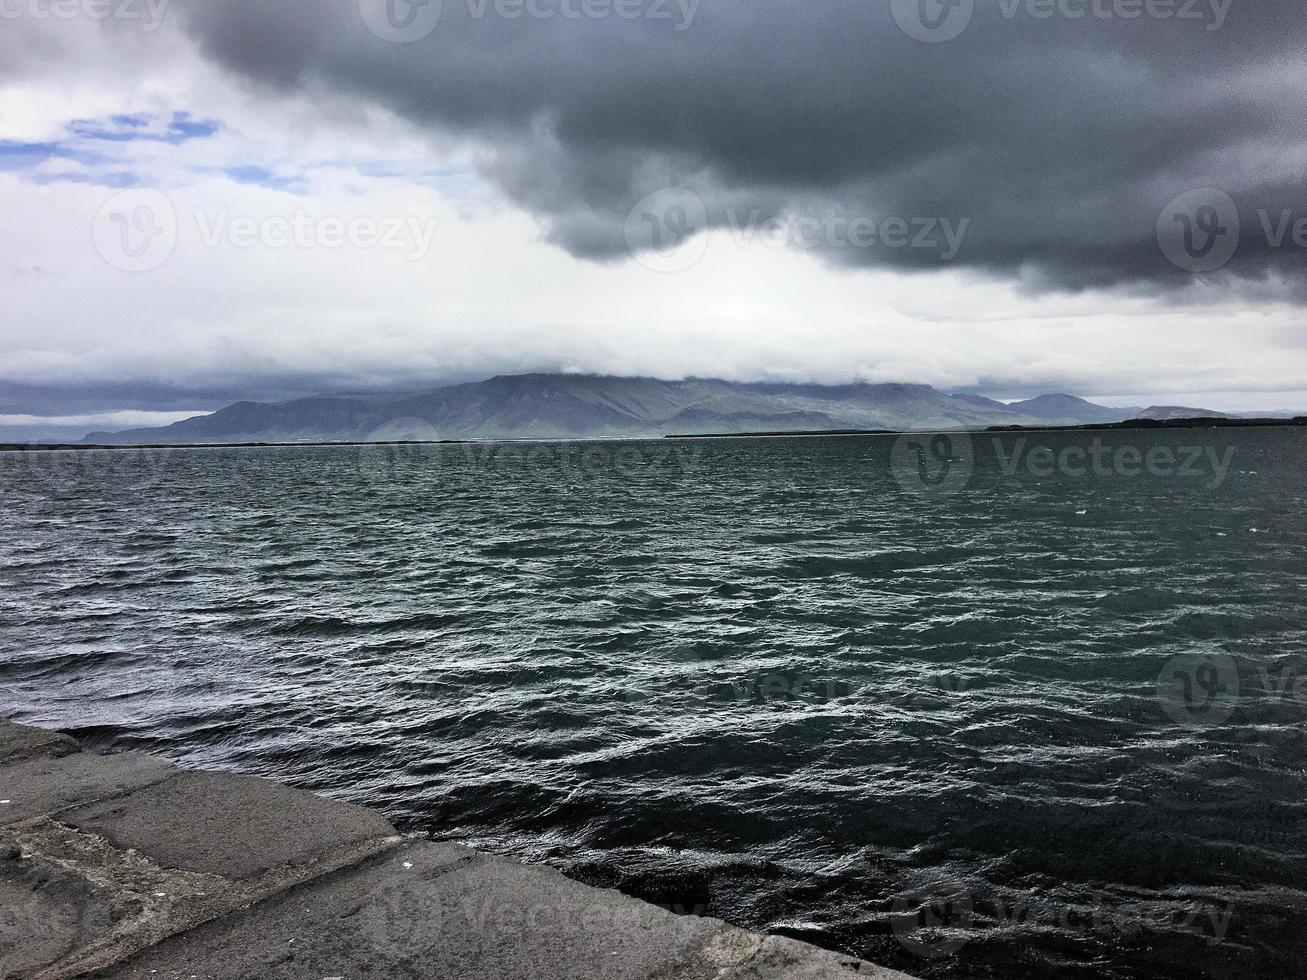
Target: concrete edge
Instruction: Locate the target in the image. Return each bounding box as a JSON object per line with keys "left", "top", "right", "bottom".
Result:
{"left": 1, "top": 719, "right": 916, "bottom": 979}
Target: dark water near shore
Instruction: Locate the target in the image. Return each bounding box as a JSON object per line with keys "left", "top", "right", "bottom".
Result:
{"left": 3, "top": 428, "right": 1307, "bottom": 978}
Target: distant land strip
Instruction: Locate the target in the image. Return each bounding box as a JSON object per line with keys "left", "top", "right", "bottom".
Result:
{"left": 5, "top": 416, "right": 1306, "bottom": 454}
{"left": 666, "top": 417, "right": 1307, "bottom": 439}
{"left": 0, "top": 439, "right": 474, "bottom": 453}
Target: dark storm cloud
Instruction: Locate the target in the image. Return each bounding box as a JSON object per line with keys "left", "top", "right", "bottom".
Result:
{"left": 151, "top": 0, "right": 1307, "bottom": 289}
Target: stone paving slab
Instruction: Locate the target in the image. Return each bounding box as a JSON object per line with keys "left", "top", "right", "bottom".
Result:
{"left": 104, "top": 841, "right": 911, "bottom": 980}
{"left": 719, "top": 935, "right": 914, "bottom": 979}
{"left": 0, "top": 721, "right": 79, "bottom": 764}
{"left": 59, "top": 771, "right": 398, "bottom": 880}
{"left": 101, "top": 841, "right": 725, "bottom": 979}
{"left": 0, "top": 720, "right": 914, "bottom": 980}
{"left": 4, "top": 816, "right": 400, "bottom": 980}
{"left": 0, "top": 751, "right": 175, "bottom": 826}
{"left": 0, "top": 840, "right": 119, "bottom": 979}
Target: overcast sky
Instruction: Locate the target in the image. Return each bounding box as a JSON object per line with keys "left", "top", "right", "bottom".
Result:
{"left": 2, "top": 0, "right": 1305, "bottom": 438}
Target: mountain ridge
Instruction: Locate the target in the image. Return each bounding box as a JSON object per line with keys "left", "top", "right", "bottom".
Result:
{"left": 81, "top": 373, "right": 1224, "bottom": 445}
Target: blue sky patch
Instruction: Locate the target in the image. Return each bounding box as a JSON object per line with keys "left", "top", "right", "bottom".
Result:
{"left": 221, "top": 165, "right": 305, "bottom": 193}
{"left": 30, "top": 171, "right": 145, "bottom": 189}
{"left": 0, "top": 140, "right": 66, "bottom": 171}
{"left": 68, "top": 111, "right": 220, "bottom": 145}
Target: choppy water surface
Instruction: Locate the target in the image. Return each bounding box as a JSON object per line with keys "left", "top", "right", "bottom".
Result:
{"left": 3, "top": 428, "right": 1307, "bottom": 979}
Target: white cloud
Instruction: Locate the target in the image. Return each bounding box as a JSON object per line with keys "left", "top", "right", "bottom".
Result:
{"left": 1, "top": 12, "right": 1305, "bottom": 431}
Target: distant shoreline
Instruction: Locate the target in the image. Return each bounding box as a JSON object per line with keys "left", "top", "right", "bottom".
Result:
{"left": 665, "top": 416, "right": 1307, "bottom": 440}
{"left": 3, "top": 416, "right": 1305, "bottom": 454}
{"left": 0, "top": 439, "right": 477, "bottom": 453}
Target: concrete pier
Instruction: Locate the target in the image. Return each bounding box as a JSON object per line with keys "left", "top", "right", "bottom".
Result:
{"left": 0, "top": 719, "right": 913, "bottom": 979}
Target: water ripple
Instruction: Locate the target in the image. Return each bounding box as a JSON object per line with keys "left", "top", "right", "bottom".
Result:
{"left": 2, "top": 429, "right": 1306, "bottom": 978}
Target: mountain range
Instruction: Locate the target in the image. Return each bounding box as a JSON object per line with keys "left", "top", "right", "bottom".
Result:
{"left": 81, "top": 374, "right": 1237, "bottom": 445}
